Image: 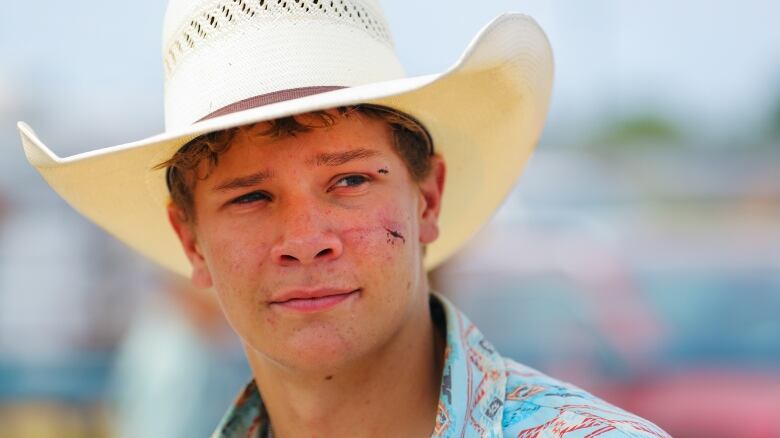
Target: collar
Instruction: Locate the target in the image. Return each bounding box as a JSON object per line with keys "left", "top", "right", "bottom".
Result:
{"left": 433, "top": 292, "right": 507, "bottom": 437}
{"left": 211, "top": 292, "right": 507, "bottom": 438}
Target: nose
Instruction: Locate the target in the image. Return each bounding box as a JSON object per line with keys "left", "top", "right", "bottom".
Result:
{"left": 270, "top": 201, "right": 343, "bottom": 267}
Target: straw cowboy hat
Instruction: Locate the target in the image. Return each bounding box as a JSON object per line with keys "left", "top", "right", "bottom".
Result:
{"left": 17, "top": 0, "right": 553, "bottom": 277}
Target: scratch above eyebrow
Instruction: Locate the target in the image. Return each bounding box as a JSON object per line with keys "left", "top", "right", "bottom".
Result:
{"left": 312, "top": 148, "right": 381, "bottom": 167}
{"left": 213, "top": 169, "right": 274, "bottom": 192}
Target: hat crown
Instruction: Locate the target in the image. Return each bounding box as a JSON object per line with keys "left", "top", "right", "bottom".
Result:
{"left": 161, "top": 0, "right": 405, "bottom": 130}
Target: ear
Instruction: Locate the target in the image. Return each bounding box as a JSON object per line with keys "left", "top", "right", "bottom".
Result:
{"left": 167, "top": 204, "right": 213, "bottom": 289}
{"left": 417, "top": 154, "right": 446, "bottom": 245}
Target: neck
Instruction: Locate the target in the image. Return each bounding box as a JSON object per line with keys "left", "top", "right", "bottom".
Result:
{"left": 244, "top": 285, "right": 445, "bottom": 438}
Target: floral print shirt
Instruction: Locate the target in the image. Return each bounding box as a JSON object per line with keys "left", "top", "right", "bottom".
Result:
{"left": 212, "top": 293, "right": 670, "bottom": 437}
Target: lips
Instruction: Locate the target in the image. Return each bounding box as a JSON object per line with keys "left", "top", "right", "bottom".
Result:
{"left": 269, "top": 287, "right": 360, "bottom": 313}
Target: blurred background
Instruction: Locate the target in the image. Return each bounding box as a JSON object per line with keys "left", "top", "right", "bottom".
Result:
{"left": 1, "top": 0, "right": 778, "bottom": 437}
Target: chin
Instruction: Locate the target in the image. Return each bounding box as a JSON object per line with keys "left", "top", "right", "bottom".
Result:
{"left": 286, "top": 341, "right": 366, "bottom": 373}
{"left": 259, "top": 322, "right": 369, "bottom": 371}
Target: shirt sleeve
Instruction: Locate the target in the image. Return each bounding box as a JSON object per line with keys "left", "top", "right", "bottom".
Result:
{"left": 501, "top": 359, "right": 670, "bottom": 437}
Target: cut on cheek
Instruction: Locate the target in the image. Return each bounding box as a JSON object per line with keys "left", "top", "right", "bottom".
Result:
{"left": 376, "top": 210, "right": 412, "bottom": 248}
{"left": 340, "top": 218, "right": 410, "bottom": 257}
{"left": 384, "top": 227, "right": 406, "bottom": 245}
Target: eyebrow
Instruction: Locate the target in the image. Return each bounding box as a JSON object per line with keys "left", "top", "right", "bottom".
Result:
{"left": 312, "top": 148, "right": 381, "bottom": 166}
{"left": 211, "top": 148, "right": 380, "bottom": 192}
{"left": 213, "top": 170, "right": 274, "bottom": 192}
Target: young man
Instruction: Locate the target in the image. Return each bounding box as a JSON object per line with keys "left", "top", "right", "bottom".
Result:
{"left": 19, "top": 0, "right": 670, "bottom": 436}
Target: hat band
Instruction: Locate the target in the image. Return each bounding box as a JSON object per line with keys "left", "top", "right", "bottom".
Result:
{"left": 197, "top": 85, "right": 347, "bottom": 122}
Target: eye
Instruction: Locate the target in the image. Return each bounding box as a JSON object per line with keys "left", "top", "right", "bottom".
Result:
{"left": 230, "top": 191, "right": 271, "bottom": 205}
{"left": 329, "top": 174, "right": 369, "bottom": 191}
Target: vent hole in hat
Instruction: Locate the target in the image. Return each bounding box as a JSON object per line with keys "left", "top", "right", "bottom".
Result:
{"left": 164, "top": 0, "right": 393, "bottom": 77}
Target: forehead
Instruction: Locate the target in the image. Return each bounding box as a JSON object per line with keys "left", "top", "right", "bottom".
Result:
{"left": 216, "top": 111, "right": 395, "bottom": 168}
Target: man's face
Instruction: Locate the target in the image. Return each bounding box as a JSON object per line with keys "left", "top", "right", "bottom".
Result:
{"left": 169, "top": 111, "right": 445, "bottom": 372}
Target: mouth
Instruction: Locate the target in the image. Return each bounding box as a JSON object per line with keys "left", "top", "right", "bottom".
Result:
{"left": 269, "top": 288, "right": 361, "bottom": 313}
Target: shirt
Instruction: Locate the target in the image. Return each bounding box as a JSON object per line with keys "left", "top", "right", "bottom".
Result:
{"left": 212, "top": 293, "right": 670, "bottom": 437}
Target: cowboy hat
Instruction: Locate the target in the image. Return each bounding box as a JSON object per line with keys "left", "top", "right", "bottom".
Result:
{"left": 17, "top": 0, "right": 553, "bottom": 277}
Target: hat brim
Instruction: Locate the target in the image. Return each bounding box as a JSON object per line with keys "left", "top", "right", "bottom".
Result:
{"left": 18, "top": 13, "right": 553, "bottom": 277}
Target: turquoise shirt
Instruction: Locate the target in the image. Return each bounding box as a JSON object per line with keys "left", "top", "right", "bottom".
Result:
{"left": 212, "top": 293, "right": 670, "bottom": 437}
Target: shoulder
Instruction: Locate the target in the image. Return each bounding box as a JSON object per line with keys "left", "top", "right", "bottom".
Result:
{"left": 500, "top": 358, "right": 670, "bottom": 437}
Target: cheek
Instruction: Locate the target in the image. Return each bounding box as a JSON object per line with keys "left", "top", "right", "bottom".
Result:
{"left": 201, "top": 224, "right": 273, "bottom": 332}
{"left": 202, "top": 221, "right": 271, "bottom": 281}
{"left": 337, "top": 206, "right": 413, "bottom": 263}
